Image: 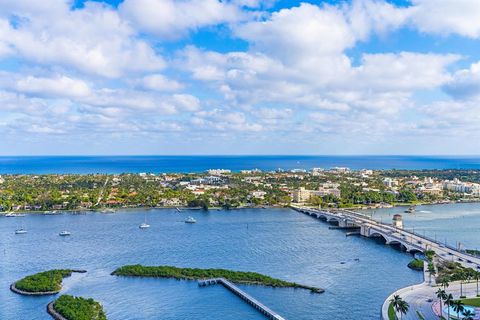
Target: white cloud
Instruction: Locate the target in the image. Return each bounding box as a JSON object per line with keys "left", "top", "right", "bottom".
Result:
{"left": 443, "top": 61, "right": 480, "bottom": 99}
{"left": 139, "top": 74, "right": 184, "bottom": 92}
{"left": 119, "top": 0, "right": 245, "bottom": 39}
{"left": 409, "top": 0, "right": 480, "bottom": 38}
{"left": 0, "top": 1, "right": 165, "bottom": 77}
{"left": 16, "top": 75, "right": 91, "bottom": 98}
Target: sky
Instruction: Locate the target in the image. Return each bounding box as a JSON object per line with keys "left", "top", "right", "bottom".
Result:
{"left": 0, "top": 0, "right": 480, "bottom": 155}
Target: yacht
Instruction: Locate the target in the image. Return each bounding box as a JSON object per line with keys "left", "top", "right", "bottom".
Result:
{"left": 59, "top": 230, "right": 71, "bottom": 236}
{"left": 139, "top": 212, "right": 150, "bottom": 229}
{"left": 139, "top": 222, "right": 150, "bottom": 229}
{"left": 404, "top": 206, "right": 416, "bottom": 214}
{"left": 100, "top": 208, "right": 116, "bottom": 214}
{"left": 185, "top": 216, "right": 196, "bottom": 224}
{"left": 15, "top": 228, "right": 28, "bottom": 234}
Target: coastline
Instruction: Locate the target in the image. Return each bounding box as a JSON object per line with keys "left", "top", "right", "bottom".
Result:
{"left": 11, "top": 270, "right": 87, "bottom": 296}
{"left": 2, "top": 199, "right": 480, "bottom": 217}
{"left": 47, "top": 301, "right": 67, "bottom": 320}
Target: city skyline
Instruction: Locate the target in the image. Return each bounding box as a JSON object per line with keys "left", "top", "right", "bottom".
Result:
{"left": 1, "top": 0, "right": 480, "bottom": 155}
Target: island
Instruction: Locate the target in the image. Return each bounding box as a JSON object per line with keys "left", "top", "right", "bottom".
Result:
{"left": 11, "top": 269, "right": 86, "bottom": 295}
{"left": 111, "top": 264, "right": 324, "bottom": 293}
{"left": 48, "top": 295, "right": 107, "bottom": 320}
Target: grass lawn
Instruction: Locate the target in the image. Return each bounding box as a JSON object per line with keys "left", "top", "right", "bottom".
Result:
{"left": 460, "top": 297, "right": 480, "bottom": 307}
{"left": 388, "top": 302, "right": 397, "bottom": 320}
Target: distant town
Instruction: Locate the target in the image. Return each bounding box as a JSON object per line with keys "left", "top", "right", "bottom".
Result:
{"left": 1, "top": 168, "right": 480, "bottom": 213}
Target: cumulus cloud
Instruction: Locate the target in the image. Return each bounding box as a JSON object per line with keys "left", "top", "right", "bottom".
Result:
{"left": 0, "top": 1, "right": 165, "bottom": 77}
{"left": 119, "top": 0, "right": 245, "bottom": 39}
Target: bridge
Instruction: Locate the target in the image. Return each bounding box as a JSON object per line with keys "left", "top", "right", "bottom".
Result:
{"left": 292, "top": 205, "right": 480, "bottom": 270}
{"left": 199, "top": 278, "right": 286, "bottom": 320}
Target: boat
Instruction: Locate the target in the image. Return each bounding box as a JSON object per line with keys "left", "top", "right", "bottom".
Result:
{"left": 5, "top": 212, "right": 25, "bottom": 217}
{"left": 185, "top": 216, "right": 196, "bottom": 224}
{"left": 59, "top": 230, "right": 71, "bottom": 236}
{"left": 100, "top": 208, "right": 116, "bottom": 214}
{"left": 139, "top": 212, "right": 150, "bottom": 229}
{"left": 404, "top": 206, "right": 416, "bottom": 214}
{"left": 15, "top": 228, "right": 27, "bottom": 234}
{"left": 175, "top": 207, "right": 181, "bottom": 212}
{"left": 139, "top": 222, "right": 150, "bottom": 229}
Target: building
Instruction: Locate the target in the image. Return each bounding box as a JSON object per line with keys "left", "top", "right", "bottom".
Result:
{"left": 250, "top": 190, "right": 267, "bottom": 199}
{"left": 292, "top": 187, "right": 341, "bottom": 203}
{"left": 206, "top": 169, "right": 231, "bottom": 175}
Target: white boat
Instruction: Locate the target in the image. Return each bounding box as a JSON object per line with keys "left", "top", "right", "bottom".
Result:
{"left": 59, "top": 230, "right": 71, "bottom": 236}
{"left": 176, "top": 207, "right": 181, "bottom": 212}
{"left": 5, "top": 212, "right": 25, "bottom": 217}
{"left": 139, "top": 222, "right": 150, "bottom": 229}
{"left": 15, "top": 228, "right": 27, "bottom": 234}
{"left": 139, "top": 212, "right": 150, "bottom": 229}
{"left": 185, "top": 216, "right": 196, "bottom": 224}
{"left": 100, "top": 208, "right": 116, "bottom": 213}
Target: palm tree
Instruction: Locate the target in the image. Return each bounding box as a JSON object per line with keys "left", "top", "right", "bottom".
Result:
{"left": 475, "top": 271, "right": 480, "bottom": 297}
{"left": 398, "top": 300, "right": 409, "bottom": 320}
{"left": 436, "top": 288, "right": 447, "bottom": 318}
{"left": 390, "top": 295, "right": 405, "bottom": 320}
{"left": 445, "top": 293, "right": 454, "bottom": 320}
{"left": 462, "top": 309, "right": 474, "bottom": 320}
{"left": 441, "top": 276, "right": 450, "bottom": 290}
{"left": 459, "top": 271, "right": 467, "bottom": 298}
{"left": 390, "top": 294, "right": 400, "bottom": 319}
{"left": 452, "top": 300, "right": 465, "bottom": 320}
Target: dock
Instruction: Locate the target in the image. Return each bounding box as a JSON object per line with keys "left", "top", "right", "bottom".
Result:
{"left": 198, "top": 278, "right": 286, "bottom": 320}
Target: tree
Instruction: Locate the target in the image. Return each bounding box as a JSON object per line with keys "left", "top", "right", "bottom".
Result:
{"left": 445, "top": 293, "right": 454, "bottom": 320}
{"left": 441, "top": 276, "right": 450, "bottom": 290}
{"left": 462, "top": 309, "right": 474, "bottom": 320}
{"left": 452, "top": 300, "right": 465, "bottom": 320}
{"left": 390, "top": 295, "right": 409, "bottom": 320}
{"left": 398, "top": 300, "right": 409, "bottom": 320}
{"left": 436, "top": 288, "right": 447, "bottom": 318}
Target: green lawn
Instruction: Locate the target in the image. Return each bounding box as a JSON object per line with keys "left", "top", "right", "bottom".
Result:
{"left": 388, "top": 302, "right": 397, "bottom": 320}
{"left": 460, "top": 297, "right": 480, "bottom": 307}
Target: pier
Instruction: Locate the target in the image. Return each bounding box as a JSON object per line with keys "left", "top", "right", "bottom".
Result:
{"left": 198, "top": 278, "right": 286, "bottom": 320}
{"left": 292, "top": 205, "right": 480, "bottom": 270}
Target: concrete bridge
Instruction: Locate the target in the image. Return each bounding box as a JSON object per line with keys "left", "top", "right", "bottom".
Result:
{"left": 292, "top": 205, "right": 480, "bottom": 270}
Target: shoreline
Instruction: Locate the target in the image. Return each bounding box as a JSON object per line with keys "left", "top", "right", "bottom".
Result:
{"left": 11, "top": 270, "right": 87, "bottom": 296}
{"left": 46, "top": 301, "right": 67, "bottom": 320}
{"left": 2, "top": 199, "right": 480, "bottom": 217}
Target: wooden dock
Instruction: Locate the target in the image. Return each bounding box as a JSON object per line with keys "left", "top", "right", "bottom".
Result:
{"left": 198, "top": 278, "right": 286, "bottom": 320}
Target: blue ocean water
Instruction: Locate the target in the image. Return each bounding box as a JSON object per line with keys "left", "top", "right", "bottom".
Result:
{"left": 0, "top": 155, "right": 480, "bottom": 174}
{"left": 1, "top": 208, "right": 423, "bottom": 320}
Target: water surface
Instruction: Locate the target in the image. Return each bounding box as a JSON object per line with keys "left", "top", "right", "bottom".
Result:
{"left": 0, "top": 208, "right": 423, "bottom": 319}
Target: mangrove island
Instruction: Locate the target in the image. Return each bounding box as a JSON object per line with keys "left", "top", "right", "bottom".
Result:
{"left": 112, "top": 264, "right": 324, "bottom": 293}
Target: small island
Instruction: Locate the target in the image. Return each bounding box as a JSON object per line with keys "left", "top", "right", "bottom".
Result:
{"left": 11, "top": 269, "right": 86, "bottom": 295}
{"left": 112, "top": 264, "right": 324, "bottom": 293}
{"left": 407, "top": 259, "right": 424, "bottom": 271}
{"left": 48, "top": 295, "right": 107, "bottom": 320}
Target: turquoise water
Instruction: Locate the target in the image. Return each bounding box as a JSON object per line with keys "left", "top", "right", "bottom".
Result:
{"left": 0, "top": 208, "right": 423, "bottom": 319}
{"left": 2, "top": 155, "right": 480, "bottom": 173}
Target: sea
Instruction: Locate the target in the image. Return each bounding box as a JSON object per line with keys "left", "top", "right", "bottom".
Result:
{"left": 0, "top": 155, "right": 480, "bottom": 174}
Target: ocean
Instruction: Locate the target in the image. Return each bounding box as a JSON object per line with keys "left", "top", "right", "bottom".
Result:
{"left": 1, "top": 155, "right": 480, "bottom": 174}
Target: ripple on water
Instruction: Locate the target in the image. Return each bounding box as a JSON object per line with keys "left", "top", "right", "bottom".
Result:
{"left": 1, "top": 208, "right": 425, "bottom": 319}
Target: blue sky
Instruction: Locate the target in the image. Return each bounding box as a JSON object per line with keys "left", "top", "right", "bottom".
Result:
{"left": 0, "top": 0, "right": 480, "bottom": 155}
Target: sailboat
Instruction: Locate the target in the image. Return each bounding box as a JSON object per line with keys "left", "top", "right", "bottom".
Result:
{"left": 139, "top": 211, "right": 150, "bottom": 229}
{"left": 15, "top": 218, "right": 27, "bottom": 234}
